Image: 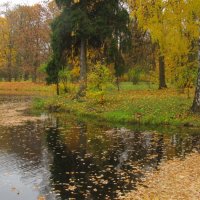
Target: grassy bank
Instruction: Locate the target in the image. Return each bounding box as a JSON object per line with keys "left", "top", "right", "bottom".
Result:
{"left": 0, "top": 81, "right": 55, "bottom": 96}
{"left": 2, "top": 82, "right": 197, "bottom": 127}
{"left": 33, "top": 82, "right": 200, "bottom": 127}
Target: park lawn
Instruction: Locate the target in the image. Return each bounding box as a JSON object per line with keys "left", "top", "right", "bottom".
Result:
{"left": 2, "top": 81, "right": 197, "bottom": 127}
{"left": 34, "top": 82, "right": 200, "bottom": 127}
{"left": 0, "top": 81, "right": 56, "bottom": 96}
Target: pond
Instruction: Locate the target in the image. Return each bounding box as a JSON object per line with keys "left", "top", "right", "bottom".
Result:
{"left": 0, "top": 97, "right": 199, "bottom": 200}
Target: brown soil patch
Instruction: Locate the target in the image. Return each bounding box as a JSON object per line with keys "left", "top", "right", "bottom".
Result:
{"left": 122, "top": 153, "right": 200, "bottom": 200}
{"left": 0, "top": 102, "right": 40, "bottom": 126}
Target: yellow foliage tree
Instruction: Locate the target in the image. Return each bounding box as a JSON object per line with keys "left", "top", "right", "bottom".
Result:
{"left": 0, "top": 16, "right": 16, "bottom": 81}
{"left": 128, "top": 0, "right": 198, "bottom": 90}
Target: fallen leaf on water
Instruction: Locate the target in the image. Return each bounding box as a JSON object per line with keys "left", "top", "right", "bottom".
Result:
{"left": 11, "top": 187, "right": 16, "bottom": 192}
{"left": 38, "top": 196, "right": 46, "bottom": 200}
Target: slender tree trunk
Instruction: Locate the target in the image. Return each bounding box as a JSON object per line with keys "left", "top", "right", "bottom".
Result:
{"left": 191, "top": 39, "right": 200, "bottom": 112}
{"left": 32, "top": 67, "right": 37, "bottom": 82}
{"left": 7, "top": 46, "right": 12, "bottom": 82}
{"left": 158, "top": 55, "right": 167, "bottom": 89}
{"left": 56, "top": 81, "right": 60, "bottom": 96}
{"left": 32, "top": 49, "right": 39, "bottom": 82}
{"left": 33, "top": 37, "right": 40, "bottom": 82}
{"left": 77, "top": 38, "right": 87, "bottom": 97}
{"left": 7, "top": 63, "right": 12, "bottom": 82}
{"left": 24, "top": 72, "right": 29, "bottom": 81}
{"left": 191, "top": 67, "right": 200, "bottom": 112}
{"left": 13, "top": 66, "right": 19, "bottom": 81}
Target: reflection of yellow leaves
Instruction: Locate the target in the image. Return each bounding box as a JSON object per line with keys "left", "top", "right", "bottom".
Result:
{"left": 38, "top": 196, "right": 45, "bottom": 200}
{"left": 68, "top": 185, "right": 77, "bottom": 191}
{"left": 101, "top": 180, "right": 108, "bottom": 185}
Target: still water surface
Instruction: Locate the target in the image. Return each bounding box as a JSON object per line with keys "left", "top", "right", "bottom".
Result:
{"left": 0, "top": 101, "right": 200, "bottom": 199}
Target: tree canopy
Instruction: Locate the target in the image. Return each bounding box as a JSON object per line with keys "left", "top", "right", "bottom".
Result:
{"left": 46, "top": 0, "right": 131, "bottom": 95}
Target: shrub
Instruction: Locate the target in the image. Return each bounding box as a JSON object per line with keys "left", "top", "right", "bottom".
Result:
{"left": 58, "top": 68, "right": 71, "bottom": 93}
{"left": 128, "top": 67, "right": 142, "bottom": 84}
{"left": 87, "top": 63, "right": 115, "bottom": 103}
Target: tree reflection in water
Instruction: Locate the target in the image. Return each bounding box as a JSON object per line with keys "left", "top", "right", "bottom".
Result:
{"left": 45, "top": 117, "right": 200, "bottom": 200}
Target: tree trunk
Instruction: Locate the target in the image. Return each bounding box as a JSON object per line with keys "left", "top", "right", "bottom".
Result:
{"left": 24, "top": 72, "right": 29, "bottom": 81}
{"left": 56, "top": 81, "right": 60, "bottom": 96}
{"left": 7, "top": 46, "right": 12, "bottom": 82}
{"left": 32, "top": 67, "right": 37, "bottom": 82}
{"left": 77, "top": 38, "right": 87, "bottom": 97}
{"left": 191, "top": 39, "right": 200, "bottom": 112}
{"left": 7, "top": 63, "right": 12, "bottom": 82}
{"left": 158, "top": 55, "right": 167, "bottom": 89}
{"left": 32, "top": 51, "right": 39, "bottom": 82}
{"left": 191, "top": 68, "right": 200, "bottom": 112}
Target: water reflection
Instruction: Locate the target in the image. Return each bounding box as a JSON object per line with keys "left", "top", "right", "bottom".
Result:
{"left": 45, "top": 116, "right": 200, "bottom": 200}
{"left": 46, "top": 119, "right": 133, "bottom": 199}
{"left": 0, "top": 112, "right": 199, "bottom": 200}
{"left": 0, "top": 122, "right": 56, "bottom": 200}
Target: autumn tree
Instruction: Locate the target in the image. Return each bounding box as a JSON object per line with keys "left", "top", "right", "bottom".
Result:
{"left": 128, "top": 0, "right": 200, "bottom": 111}
{"left": 0, "top": 7, "right": 17, "bottom": 82}
{"left": 0, "top": 17, "right": 8, "bottom": 78}
{"left": 128, "top": 0, "right": 169, "bottom": 88}
{"left": 13, "top": 4, "right": 52, "bottom": 81}
{"left": 0, "top": 2, "right": 56, "bottom": 81}
{"left": 47, "top": 0, "right": 130, "bottom": 96}
{"left": 188, "top": 0, "right": 200, "bottom": 112}
{"left": 125, "top": 16, "right": 156, "bottom": 85}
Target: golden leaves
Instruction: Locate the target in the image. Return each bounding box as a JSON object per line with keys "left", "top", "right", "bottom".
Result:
{"left": 122, "top": 153, "right": 200, "bottom": 200}
{"left": 38, "top": 196, "right": 46, "bottom": 200}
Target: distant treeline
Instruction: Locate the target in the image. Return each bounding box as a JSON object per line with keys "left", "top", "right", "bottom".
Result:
{"left": 0, "top": 1, "right": 59, "bottom": 82}
{"left": 0, "top": 0, "right": 199, "bottom": 95}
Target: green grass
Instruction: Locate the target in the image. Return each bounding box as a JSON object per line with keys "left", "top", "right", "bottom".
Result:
{"left": 104, "top": 96, "right": 192, "bottom": 125}
{"left": 32, "top": 97, "right": 46, "bottom": 110}
{"left": 119, "top": 81, "right": 157, "bottom": 91}
{"left": 33, "top": 82, "right": 199, "bottom": 127}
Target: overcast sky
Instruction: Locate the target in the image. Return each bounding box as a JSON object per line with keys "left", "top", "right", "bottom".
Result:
{"left": 0, "top": 0, "right": 49, "bottom": 15}
{"left": 0, "top": 0, "right": 45, "bottom": 6}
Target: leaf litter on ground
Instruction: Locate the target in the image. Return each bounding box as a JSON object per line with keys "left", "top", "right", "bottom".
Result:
{"left": 120, "top": 152, "right": 200, "bottom": 200}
